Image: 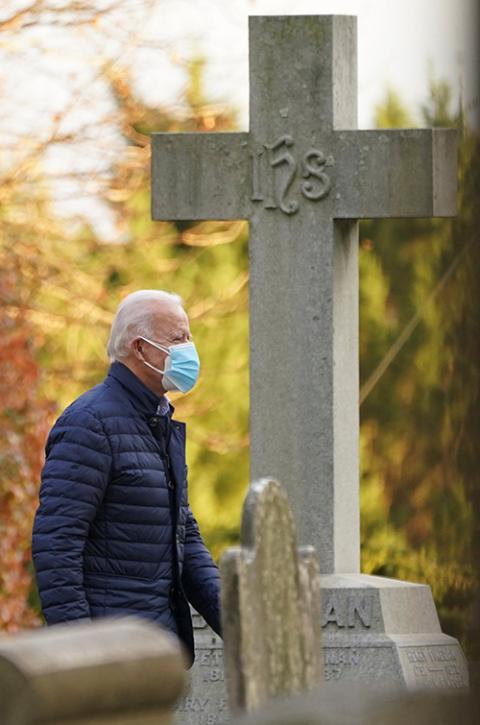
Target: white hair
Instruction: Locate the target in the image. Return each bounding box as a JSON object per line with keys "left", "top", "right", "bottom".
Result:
{"left": 107, "top": 289, "right": 183, "bottom": 362}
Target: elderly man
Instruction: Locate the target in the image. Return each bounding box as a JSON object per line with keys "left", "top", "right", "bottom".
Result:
{"left": 32, "top": 290, "right": 221, "bottom": 664}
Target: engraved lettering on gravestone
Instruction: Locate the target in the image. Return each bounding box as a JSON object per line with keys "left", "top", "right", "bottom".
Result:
{"left": 178, "top": 698, "right": 210, "bottom": 713}
{"left": 250, "top": 136, "right": 334, "bottom": 214}
{"left": 322, "top": 594, "right": 372, "bottom": 628}
{"left": 402, "top": 646, "right": 466, "bottom": 689}
{"left": 428, "top": 647, "right": 456, "bottom": 662}
{"left": 413, "top": 664, "right": 427, "bottom": 677}
{"left": 325, "top": 664, "right": 342, "bottom": 681}
{"left": 200, "top": 650, "right": 225, "bottom": 684}
{"left": 325, "top": 648, "right": 361, "bottom": 667}
{"left": 347, "top": 594, "right": 372, "bottom": 627}
{"left": 445, "top": 664, "right": 461, "bottom": 677}
{"left": 324, "top": 647, "right": 361, "bottom": 681}
{"left": 177, "top": 696, "right": 227, "bottom": 721}
{"left": 200, "top": 651, "right": 223, "bottom": 666}
{"left": 407, "top": 648, "right": 427, "bottom": 663}
{"left": 323, "top": 598, "right": 340, "bottom": 627}
{"left": 201, "top": 669, "right": 224, "bottom": 683}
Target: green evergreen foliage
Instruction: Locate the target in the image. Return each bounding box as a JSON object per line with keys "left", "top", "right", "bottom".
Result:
{"left": 360, "top": 81, "right": 479, "bottom": 650}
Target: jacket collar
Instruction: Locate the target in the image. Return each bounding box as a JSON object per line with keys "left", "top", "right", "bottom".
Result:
{"left": 106, "top": 362, "right": 175, "bottom": 417}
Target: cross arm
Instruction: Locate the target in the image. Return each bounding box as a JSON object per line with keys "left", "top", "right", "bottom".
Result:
{"left": 333, "top": 128, "right": 457, "bottom": 219}
{"left": 151, "top": 132, "right": 250, "bottom": 221}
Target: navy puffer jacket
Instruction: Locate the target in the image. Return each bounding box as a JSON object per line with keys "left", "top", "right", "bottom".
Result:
{"left": 32, "top": 362, "right": 221, "bottom": 663}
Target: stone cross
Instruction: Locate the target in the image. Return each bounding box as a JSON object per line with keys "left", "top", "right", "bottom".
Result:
{"left": 151, "top": 15, "right": 457, "bottom": 575}
{"left": 220, "top": 478, "right": 323, "bottom": 713}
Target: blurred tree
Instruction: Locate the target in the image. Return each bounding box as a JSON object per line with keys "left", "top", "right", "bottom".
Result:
{"left": 360, "top": 80, "right": 479, "bottom": 649}
{"left": 18, "top": 61, "right": 251, "bottom": 563}
{"left": 0, "top": 49, "right": 250, "bottom": 626}
{"left": 374, "top": 87, "right": 416, "bottom": 128}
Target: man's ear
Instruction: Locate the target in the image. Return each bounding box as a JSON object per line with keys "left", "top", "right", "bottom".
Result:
{"left": 132, "top": 338, "right": 144, "bottom": 361}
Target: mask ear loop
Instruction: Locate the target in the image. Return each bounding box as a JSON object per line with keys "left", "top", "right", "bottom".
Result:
{"left": 139, "top": 336, "right": 170, "bottom": 354}
{"left": 137, "top": 337, "right": 169, "bottom": 375}
{"left": 142, "top": 359, "right": 166, "bottom": 376}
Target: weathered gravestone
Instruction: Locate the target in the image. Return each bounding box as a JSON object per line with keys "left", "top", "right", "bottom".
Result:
{"left": 151, "top": 13, "right": 468, "bottom": 720}
{"left": 0, "top": 617, "right": 186, "bottom": 725}
{"left": 220, "top": 478, "right": 323, "bottom": 713}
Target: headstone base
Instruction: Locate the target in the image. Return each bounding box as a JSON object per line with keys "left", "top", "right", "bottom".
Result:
{"left": 175, "top": 611, "right": 228, "bottom": 725}
{"left": 320, "top": 573, "right": 469, "bottom": 690}
{"left": 175, "top": 574, "right": 469, "bottom": 723}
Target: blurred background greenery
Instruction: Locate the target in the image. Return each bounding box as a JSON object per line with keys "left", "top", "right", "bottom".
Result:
{"left": 0, "top": 1, "right": 478, "bottom": 662}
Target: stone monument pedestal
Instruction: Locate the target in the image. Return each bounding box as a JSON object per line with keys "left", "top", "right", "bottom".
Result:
{"left": 175, "top": 566, "right": 469, "bottom": 725}
{"left": 321, "top": 574, "right": 469, "bottom": 689}
{"left": 175, "top": 611, "right": 227, "bottom": 725}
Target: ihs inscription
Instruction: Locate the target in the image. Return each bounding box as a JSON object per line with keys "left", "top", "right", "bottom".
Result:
{"left": 251, "top": 134, "right": 334, "bottom": 215}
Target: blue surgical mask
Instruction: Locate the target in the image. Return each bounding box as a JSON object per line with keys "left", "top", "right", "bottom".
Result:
{"left": 139, "top": 337, "right": 200, "bottom": 393}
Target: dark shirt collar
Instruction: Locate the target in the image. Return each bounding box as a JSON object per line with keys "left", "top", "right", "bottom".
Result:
{"left": 107, "top": 361, "right": 174, "bottom": 417}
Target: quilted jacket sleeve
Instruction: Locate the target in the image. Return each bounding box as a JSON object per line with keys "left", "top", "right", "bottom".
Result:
{"left": 182, "top": 508, "right": 222, "bottom": 637}
{"left": 32, "top": 408, "right": 112, "bottom": 624}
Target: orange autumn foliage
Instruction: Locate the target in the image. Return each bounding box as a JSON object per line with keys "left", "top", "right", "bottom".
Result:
{"left": 0, "top": 271, "right": 55, "bottom": 631}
